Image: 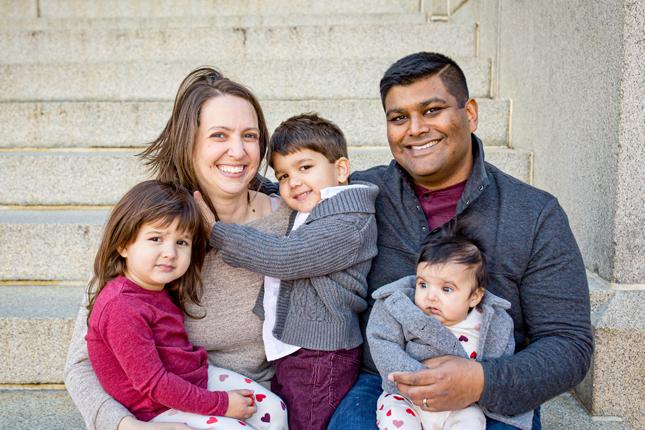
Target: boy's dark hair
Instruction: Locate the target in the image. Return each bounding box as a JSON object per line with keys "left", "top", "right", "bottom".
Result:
{"left": 417, "top": 221, "right": 488, "bottom": 291}
{"left": 380, "top": 52, "right": 469, "bottom": 109}
{"left": 269, "top": 113, "right": 348, "bottom": 165}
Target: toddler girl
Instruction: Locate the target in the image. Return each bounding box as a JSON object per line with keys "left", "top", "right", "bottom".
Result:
{"left": 367, "top": 232, "right": 533, "bottom": 430}
{"left": 85, "top": 180, "right": 287, "bottom": 429}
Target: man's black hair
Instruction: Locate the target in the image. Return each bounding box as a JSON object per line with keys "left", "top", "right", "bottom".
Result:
{"left": 380, "top": 52, "right": 469, "bottom": 108}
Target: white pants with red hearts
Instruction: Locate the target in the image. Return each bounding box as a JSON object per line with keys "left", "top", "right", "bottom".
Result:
{"left": 152, "top": 365, "right": 288, "bottom": 429}
{"left": 376, "top": 392, "right": 485, "bottom": 430}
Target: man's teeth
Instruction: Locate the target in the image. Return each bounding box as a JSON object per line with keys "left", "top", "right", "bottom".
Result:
{"left": 219, "top": 165, "right": 244, "bottom": 174}
{"left": 412, "top": 139, "right": 441, "bottom": 150}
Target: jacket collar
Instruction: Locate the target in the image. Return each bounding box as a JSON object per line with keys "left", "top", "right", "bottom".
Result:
{"left": 380, "top": 134, "right": 490, "bottom": 216}
{"left": 306, "top": 180, "right": 378, "bottom": 223}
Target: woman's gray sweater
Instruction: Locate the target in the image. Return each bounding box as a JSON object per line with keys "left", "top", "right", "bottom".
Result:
{"left": 210, "top": 182, "right": 379, "bottom": 351}
{"left": 367, "top": 275, "right": 533, "bottom": 430}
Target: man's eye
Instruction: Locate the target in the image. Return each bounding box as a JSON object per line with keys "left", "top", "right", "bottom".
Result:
{"left": 389, "top": 115, "right": 406, "bottom": 123}
{"left": 424, "top": 107, "right": 441, "bottom": 115}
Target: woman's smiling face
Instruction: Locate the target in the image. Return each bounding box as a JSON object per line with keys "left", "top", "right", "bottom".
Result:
{"left": 192, "top": 95, "right": 261, "bottom": 199}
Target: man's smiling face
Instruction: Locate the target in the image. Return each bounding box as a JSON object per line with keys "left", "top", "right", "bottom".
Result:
{"left": 384, "top": 73, "right": 478, "bottom": 190}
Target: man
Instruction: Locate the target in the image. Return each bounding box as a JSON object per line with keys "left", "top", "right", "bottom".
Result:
{"left": 328, "top": 52, "right": 593, "bottom": 429}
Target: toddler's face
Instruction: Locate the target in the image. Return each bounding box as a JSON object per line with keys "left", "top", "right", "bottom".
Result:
{"left": 119, "top": 218, "right": 192, "bottom": 291}
{"left": 272, "top": 148, "right": 349, "bottom": 213}
{"left": 414, "top": 261, "right": 484, "bottom": 326}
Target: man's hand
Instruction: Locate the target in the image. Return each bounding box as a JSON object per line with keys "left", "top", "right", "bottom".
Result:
{"left": 388, "top": 355, "right": 484, "bottom": 412}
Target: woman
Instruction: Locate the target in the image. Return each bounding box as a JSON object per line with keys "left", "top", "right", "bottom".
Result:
{"left": 64, "top": 68, "right": 291, "bottom": 430}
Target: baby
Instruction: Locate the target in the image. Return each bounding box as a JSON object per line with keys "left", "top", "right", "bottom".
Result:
{"left": 367, "top": 231, "right": 533, "bottom": 430}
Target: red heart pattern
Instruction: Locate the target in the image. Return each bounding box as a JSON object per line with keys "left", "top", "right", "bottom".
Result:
{"left": 470, "top": 351, "right": 477, "bottom": 359}
{"left": 393, "top": 395, "right": 405, "bottom": 401}
{"left": 206, "top": 417, "right": 218, "bottom": 424}
{"left": 459, "top": 335, "right": 469, "bottom": 342}
{"left": 260, "top": 413, "right": 271, "bottom": 423}
{"left": 219, "top": 374, "right": 229, "bottom": 382}
{"left": 256, "top": 394, "right": 266, "bottom": 402}
{"left": 405, "top": 408, "right": 416, "bottom": 416}
{"left": 386, "top": 409, "right": 392, "bottom": 417}
{"left": 393, "top": 419, "right": 404, "bottom": 428}
{"left": 244, "top": 378, "right": 252, "bottom": 383}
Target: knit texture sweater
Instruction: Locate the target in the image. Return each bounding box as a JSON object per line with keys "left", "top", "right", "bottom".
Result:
{"left": 367, "top": 276, "right": 532, "bottom": 430}
{"left": 209, "top": 182, "right": 379, "bottom": 351}
{"left": 64, "top": 201, "right": 291, "bottom": 430}
{"left": 87, "top": 276, "right": 227, "bottom": 421}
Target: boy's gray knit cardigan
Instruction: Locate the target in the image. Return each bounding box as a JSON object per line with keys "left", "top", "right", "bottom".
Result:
{"left": 209, "top": 182, "right": 379, "bottom": 351}
{"left": 367, "top": 275, "right": 533, "bottom": 430}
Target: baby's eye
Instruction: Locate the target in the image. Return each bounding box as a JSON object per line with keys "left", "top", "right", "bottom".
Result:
{"left": 418, "top": 282, "right": 427, "bottom": 289}
{"left": 442, "top": 286, "right": 453, "bottom": 293}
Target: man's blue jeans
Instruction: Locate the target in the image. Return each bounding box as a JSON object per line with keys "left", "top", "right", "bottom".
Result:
{"left": 327, "top": 371, "right": 541, "bottom": 430}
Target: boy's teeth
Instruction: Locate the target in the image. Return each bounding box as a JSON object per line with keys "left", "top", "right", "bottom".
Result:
{"left": 219, "top": 165, "right": 243, "bottom": 173}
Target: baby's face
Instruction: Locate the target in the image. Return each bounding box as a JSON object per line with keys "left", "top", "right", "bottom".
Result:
{"left": 414, "top": 261, "right": 483, "bottom": 326}
{"left": 272, "top": 148, "right": 349, "bottom": 213}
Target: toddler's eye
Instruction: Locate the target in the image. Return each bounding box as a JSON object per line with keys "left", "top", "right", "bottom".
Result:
{"left": 148, "top": 236, "right": 161, "bottom": 242}
{"left": 276, "top": 174, "right": 287, "bottom": 182}
{"left": 442, "top": 286, "right": 453, "bottom": 293}
{"left": 418, "top": 282, "right": 427, "bottom": 289}
{"left": 299, "top": 165, "right": 312, "bottom": 171}
{"left": 177, "top": 239, "right": 190, "bottom": 246}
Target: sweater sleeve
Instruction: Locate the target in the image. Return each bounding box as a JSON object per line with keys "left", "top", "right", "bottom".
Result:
{"left": 64, "top": 301, "right": 132, "bottom": 430}
{"left": 366, "top": 300, "right": 425, "bottom": 393}
{"left": 479, "top": 199, "right": 593, "bottom": 415}
{"left": 98, "top": 299, "right": 228, "bottom": 417}
{"left": 210, "top": 215, "right": 369, "bottom": 280}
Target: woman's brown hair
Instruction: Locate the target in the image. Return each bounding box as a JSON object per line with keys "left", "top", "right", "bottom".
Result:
{"left": 86, "top": 180, "right": 207, "bottom": 320}
{"left": 139, "top": 67, "right": 270, "bottom": 218}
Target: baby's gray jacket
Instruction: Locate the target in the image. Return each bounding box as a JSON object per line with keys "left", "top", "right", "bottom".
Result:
{"left": 210, "top": 182, "right": 379, "bottom": 352}
{"left": 366, "top": 275, "right": 533, "bottom": 430}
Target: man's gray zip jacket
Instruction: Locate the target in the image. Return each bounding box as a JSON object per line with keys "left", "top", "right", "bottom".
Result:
{"left": 351, "top": 135, "right": 593, "bottom": 416}
{"left": 367, "top": 276, "right": 532, "bottom": 430}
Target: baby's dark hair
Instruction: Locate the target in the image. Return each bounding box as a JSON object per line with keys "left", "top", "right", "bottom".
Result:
{"left": 417, "top": 221, "right": 488, "bottom": 291}
{"left": 269, "top": 112, "right": 348, "bottom": 165}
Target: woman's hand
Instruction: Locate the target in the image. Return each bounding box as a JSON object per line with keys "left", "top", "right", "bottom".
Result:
{"left": 193, "top": 190, "right": 216, "bottom": 230}
{"left": 118, "top": 416, "right": 197, "bottom": 430}
{"left": 225, "top": 389, "right": 257, "bottom": 419}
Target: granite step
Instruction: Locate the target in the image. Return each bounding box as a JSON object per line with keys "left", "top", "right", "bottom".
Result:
{"left": 0, "top": 98, "right": 510, "bottom": 149}
{"left": 6, "top": 0, "right": 421, "bottom": 19}
{"left": 0, "top": 13, "right": 428, "bottom": 30}
{"left": 0, "top": 147, "right": 531, "bottom": 206}
{"left": 0, "top": 382, "right": 629, "bottom": 429}
{"left": 0, "top": 22, "right": 475, "bottom": 64}
{"left": 0, "top": 58, "right": 492, "bottom": 101}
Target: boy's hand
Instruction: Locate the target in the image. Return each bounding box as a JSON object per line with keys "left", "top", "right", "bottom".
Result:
{"left": 193, "top": 191, "right": 216, "bottom": 228}
{"left": 225, "top": 389, "right": 257, "bottom": 419}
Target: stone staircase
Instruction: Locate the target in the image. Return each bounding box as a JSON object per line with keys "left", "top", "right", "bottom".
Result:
{"left": 0, "top": 1, "right": 632, "bottom": 429}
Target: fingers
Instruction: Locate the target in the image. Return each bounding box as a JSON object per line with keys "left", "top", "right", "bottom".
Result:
{"left": 389, "top": 368, "right": 436, "bottom": 386}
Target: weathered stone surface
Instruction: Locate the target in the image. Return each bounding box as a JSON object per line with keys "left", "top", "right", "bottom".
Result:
{"left": 0, "top": 286, "right": 82, "bottom": 383}
{"left": 0, "top": 98, "right": 509, "bottom": 148}
{"left": 0, "top": 58, "right": 492, "bottom": 101}
{"left": 0, "top": 23, "right": 475, "bottom": 64}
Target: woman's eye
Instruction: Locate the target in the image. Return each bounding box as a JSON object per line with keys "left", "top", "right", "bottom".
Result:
{"left": 244, "top": 133, "right": 259, "bottom": 140}
{"left": 210, "top": 132, "right": 225, "bottom": 139}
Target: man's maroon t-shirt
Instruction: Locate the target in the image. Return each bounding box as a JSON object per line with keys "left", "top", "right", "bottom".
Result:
{"left": 413, "top": 180, "right": 467, "bottom": 231}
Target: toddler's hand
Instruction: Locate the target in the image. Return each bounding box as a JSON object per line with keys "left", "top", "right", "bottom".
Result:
{"left": 225, "top": 389, "right": 256, "bottom": 420}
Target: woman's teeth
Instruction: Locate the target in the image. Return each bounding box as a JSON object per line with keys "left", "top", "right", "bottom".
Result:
{"left": 219, "top": 165, "right": 244, "bottom": 174}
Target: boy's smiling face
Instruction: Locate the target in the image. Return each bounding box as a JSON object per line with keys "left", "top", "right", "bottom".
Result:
{"left": 272, "top": 148, "right": 350, "bottom": 213}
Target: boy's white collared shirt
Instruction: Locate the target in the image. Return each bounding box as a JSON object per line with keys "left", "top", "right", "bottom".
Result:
{"left": 262, "top": 184, "right": 368, "bottom": 361}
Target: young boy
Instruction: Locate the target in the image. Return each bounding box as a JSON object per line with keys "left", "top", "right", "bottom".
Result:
{"left": 206, "top": 113, "right": 379, "bottom": 430}
{"left": 367, "top": 231, "right": 533, "bottom": 430}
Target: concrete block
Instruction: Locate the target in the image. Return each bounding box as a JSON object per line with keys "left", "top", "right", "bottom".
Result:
{"left": 0, "top": 58, "right": 492, "bottom": 101}
{"left": 0, "top": 0, "right": 37, "bottom": 18}
{"left": 0, "top": 286, "right": 83, "bottom": 383}
{"left": 0, "top": 390, "right": 84, "bottom": 430}
{"left": 0, "top": 98, "right": 509, "bottom": 148}
{"left": 0, "top": 146, "right": 529, "bottom": 206}
{"left": 0, "top": 23, "right": 475, "bottom": 64}
{"left": 0, "top": 210, "right": 106, "bottom": 281}
{"left": 37, "top": 0, "right": 420, "bottom": 18}
{"left": 0, "top": 151, "right": 148, "bottom": 205}
{"left": 0, "top": 389, "right": 627, "bottom": 430}
{"left": 0, "top": 12, "right": 427, "bottom": 31}
{"left": 577, "top": 285, "right": 645, "bottom": 429}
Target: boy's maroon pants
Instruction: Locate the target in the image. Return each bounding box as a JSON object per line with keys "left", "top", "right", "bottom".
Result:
{"left": 271, "top": 346, "right": 362, "bottom": 430}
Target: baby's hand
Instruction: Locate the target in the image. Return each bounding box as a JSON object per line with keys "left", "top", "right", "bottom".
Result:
{"left": 225, "top": 389, "right": 257, "bottom": 419}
